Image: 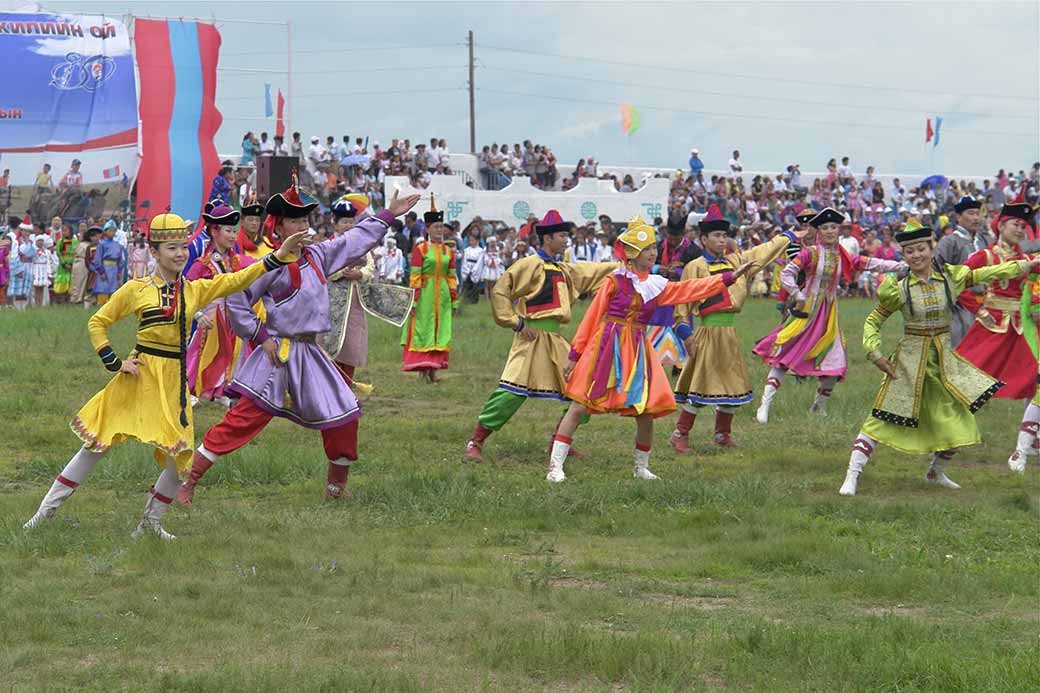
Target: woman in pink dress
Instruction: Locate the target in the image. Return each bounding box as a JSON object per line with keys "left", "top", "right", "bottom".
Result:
{"left": 752, "top": 208, "right": 907, "bottom": 423}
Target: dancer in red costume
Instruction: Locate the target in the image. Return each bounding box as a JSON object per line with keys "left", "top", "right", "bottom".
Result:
{"left": 955, "top": 201, "right": 1039, "bottom": 400}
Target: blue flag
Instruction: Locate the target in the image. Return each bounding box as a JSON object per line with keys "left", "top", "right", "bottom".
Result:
{"left": 264, "top": 83, "right": 273, "bottom": 117}
{"left": 933, "top": 116, "right": 943, "bottom": 148}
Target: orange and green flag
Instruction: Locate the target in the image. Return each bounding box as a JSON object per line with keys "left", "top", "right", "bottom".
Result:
{"left": 621, "top": 103, "right": 640, "bottom": 135}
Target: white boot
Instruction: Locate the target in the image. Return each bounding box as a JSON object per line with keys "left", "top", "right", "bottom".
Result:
{"left": 756, "top": 374, "right": 782, "bottom": 424}
{"left": 809, "top": 378, "right": 836, "bottom": 416}
{"left": 839, "top": 435, "right": 874, "bottom": 496}
{"left": 1008, "top": 421, "right": 1038, "bottom": 473}
{"left": 808, "top": 392, "right": 829, "bottom": 415}
{"left": 131, "top": 489, "right": 177, "bottom": 541}
{"left": 23, "top": 477, "right": 78, "bottom": 529}
{"left": 546, "top": 436, "right": 570, "bottom": 483}
{"left": 633, "top": 446, "right": 658, "bottom": 480}
{"left": 926, "top": 453, "right": 960, "bottom": 490}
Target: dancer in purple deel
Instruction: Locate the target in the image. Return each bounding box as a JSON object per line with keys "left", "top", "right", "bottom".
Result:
{"left": 177, "top": 178, "right": 421, "bottom": 505}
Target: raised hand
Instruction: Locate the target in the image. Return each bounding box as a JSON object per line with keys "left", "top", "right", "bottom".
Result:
{"left": 274, "top": 231, "right": 309, "bottom": 262}
{"left": 731, "top": 261, "right": 756, "bottom": 281}
{"left": 387, "top": 189, "right": 422, "bottom": 218}
{"left": 791, "top": 226, "right": 812, "bottom": 240}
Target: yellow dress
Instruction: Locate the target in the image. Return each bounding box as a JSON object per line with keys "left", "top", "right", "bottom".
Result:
{"left": 72, "top": 259, "right": 273, "bottom": 471}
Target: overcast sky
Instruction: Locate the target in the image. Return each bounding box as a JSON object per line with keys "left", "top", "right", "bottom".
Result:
{"left": 33, "top": 1, "right": 1040, "bottom": 176}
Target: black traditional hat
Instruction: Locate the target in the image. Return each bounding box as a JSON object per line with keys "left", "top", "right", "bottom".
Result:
{"left": 423, "top": 194, "right": 444, "bottom": 225}
{"left": 536, "top": 209, "right": 572, "bottom": 236}
{"left": 698, "top": 204, "right": 729, "bottom": 233}
{"left": 795, "top": 208, "right": 817, "bottom": 223}
{"left": 265, "top": 173, "right": 319, "bottom": 219}
{"left": 809, "top": 207, "right": 843, "bottom": 228}
{"left": 895, "top": 218, "right": 932, "bottom": 246}
{"left": 201, "top": 199, "right": 240, "bottom": 226}
{"left": 241, "top": 191, "right": 265, "bottom": 218}
{"left": 665, "top": 212, "right": 687, "bottom": 235}
{"left": 953, "top": 195, "right": 982, "bottom": 214}
{"left": 999, "top": 201, "right": 1036, "bottom": 228}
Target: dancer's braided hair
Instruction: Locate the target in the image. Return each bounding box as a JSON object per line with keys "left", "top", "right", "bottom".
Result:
{"left": 177, "top": 275, "right": 188, "bottom": 427}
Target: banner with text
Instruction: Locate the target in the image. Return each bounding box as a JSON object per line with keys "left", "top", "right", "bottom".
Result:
{"left": 0, "top": 12, "right": 139, "bottom": 187}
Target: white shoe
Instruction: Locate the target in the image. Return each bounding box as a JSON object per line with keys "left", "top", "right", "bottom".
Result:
{"left": 633, "top": 467, "right": 658, "bottom": 480}
{"left": 131, "top": 493, "right": 177, "bottom": 540}
{"left": 1008, "top": 451, "right": 1027, "bottom": 473}
{"left": 23, "top": 510, "right": 53, "bottom": 529}
{"left": 190, "top": 395, "right": 199, "bottom": 407}
{"left": 215, "top": 396, "right": 233, "bottom": 408}
{"left": 755, "top": 403, "right": 769, "bottom": 425}
{"left": 546, "top": 468, "right": 566, "bottom": 483}
{"left": 131, "top": 520, "right": 177, "bottom": 541}
{"left": 809, "top": 401, "right": 828, "bottom": 416}
{"left": 926, "top": 467, "right": 960, "bottom": 490}
{"left": 839, "top": 470, "right": 858, "bottom": 496}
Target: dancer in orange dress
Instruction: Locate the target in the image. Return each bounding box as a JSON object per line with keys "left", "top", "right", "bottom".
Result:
{"left": 547, "top": 216, "right": 751, "bottom": 483}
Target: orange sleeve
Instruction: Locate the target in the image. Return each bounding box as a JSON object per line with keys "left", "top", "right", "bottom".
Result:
{"left": 569, "top": 275, "right": 616, "bottom": 359}
{"left": 408, "top": 243, "right": 425, "bottom": 290}
{"left": 656, "top": 274, "right": 726, "bottom": 307}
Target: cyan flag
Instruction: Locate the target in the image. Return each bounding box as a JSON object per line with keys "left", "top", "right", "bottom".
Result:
{"left": 264, "top": 83, "right": 273, "bottom": 117}
{"left": 933, "top": 116, "right": 943, "bottom": 148}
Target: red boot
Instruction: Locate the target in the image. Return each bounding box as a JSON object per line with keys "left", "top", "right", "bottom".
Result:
{"left": 465, "top": 423, "right": 493, "bottom": 463}
{"left": 713, "top": 410, "right": 738, "bottom": 447}
{"left": 669, "top": 409, "right": 697, "bottom": 454}
{"left": 175, "top": 451, "right": 214, "bottom": 507}
{"left": 325, "top": 458, "right": 352, "bottom": 501}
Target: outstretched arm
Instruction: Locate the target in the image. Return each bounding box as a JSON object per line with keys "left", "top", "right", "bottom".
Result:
{"left": 656, "top": 273, "right": 727, "bottom": 307}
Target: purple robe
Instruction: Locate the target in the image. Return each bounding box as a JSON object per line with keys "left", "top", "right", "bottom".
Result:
{"left": 226, "top": 211, "right": 393, "bottom": 429}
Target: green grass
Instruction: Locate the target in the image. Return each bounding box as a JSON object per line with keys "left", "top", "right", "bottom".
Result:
{"left": 0, "top": 297, "right": 1036, "bottom": 691}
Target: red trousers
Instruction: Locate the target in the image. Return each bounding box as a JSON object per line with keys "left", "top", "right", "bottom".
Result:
{"left": 202, "top": 391, "right": 359, "bottom": 461}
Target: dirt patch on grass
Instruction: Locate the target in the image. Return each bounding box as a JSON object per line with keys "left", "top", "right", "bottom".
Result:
{"left": 639, "top": 592, "right": 735, "bottom": 611}
{"left": 861, "top": 604, "right": 929, "bottom": 618}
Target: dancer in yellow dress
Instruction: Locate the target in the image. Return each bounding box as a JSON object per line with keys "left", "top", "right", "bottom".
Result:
{"left": 22, "top": 212, "right": 305, "bottom": 540}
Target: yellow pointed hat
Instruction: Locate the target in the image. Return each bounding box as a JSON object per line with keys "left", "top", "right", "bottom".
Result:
{"left": 617, "top": 215, "right": 657, "bottom": 259}
{"left": 148, "top": 211, "right": 192, "bottom": 244}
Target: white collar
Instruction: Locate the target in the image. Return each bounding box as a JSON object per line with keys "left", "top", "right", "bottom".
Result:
{"left": 615, "top": 267, "right": 668, "bottom": 303}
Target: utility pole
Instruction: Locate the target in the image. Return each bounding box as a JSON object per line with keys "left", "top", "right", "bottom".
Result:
{"left": 468, "top": 30, "right": 475, "bottom": 154}
{"left": 286, "top": 19, "right": 293, "bottom": 137}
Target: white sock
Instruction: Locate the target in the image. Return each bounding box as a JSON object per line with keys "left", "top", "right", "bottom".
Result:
{"left": 634, "top": 445, "right": 651, "bottom": 470}
{"left": 1017, "top": 403, "right": 1040, "bottom": 454}
{"left": 153, "top": 458, "right": 181, "bottom": 500}
{"left": 58, "top": 446, "right": 104, "bottom": 486}
{"left": 549, "top": 436, "right": 571, "bottom": 469}
{"left": 848, "top": 434, "right": 876, "bottom": 474}
{"left": 761, "top": 368, "right": 785, "bottom": 403}
{"left": 197, "top": 445, "right": 218, "bottom": 462}
{"left": 814, "top": 376, "right": 838, "bottom": 408}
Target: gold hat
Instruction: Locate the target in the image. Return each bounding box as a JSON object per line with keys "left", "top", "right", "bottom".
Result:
{"left": 617, "top": 216, "right": 656, "bottom": 259}
{"left": 148, "top": 212, "right": 192, "bottom": 244}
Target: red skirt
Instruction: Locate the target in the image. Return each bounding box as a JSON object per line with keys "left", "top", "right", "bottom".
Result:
{"left": 956, "top": 323, "right": 1037, "bottom": 399}
{"left": 401, "top": 326, "right": 449, "bottom": 371}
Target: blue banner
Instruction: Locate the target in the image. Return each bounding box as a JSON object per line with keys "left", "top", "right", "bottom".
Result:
{"left": 0, "top": 12, "right": 138, "bottom": 185}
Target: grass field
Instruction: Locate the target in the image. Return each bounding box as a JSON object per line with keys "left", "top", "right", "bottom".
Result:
{"left": 0, "top": 296, "right": 1036, "bottom": 692}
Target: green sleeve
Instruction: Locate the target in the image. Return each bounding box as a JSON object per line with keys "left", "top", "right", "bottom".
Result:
{"left": 945, "top": 260, "right": 1026, "bottom": 293}
{"left": 863, "top": 274, "right": 901, "bottom": 359}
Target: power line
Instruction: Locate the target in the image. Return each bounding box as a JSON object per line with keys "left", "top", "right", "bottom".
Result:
{"left": 476, "top": 87, "right": 1037, "bottom": 137}
{"left": 221, "top": 43, "right": 461, "bottom": 57}
{"left": 475, "top": 43, "right": 1040, "bottom": 102}
{"left": 219, "top": 86, "right": 465, "bottom": 102}
{"left": 479, "top": 64, "right": 1038, "bottom": 121}
{"left": 219, "top": 64, "right": 464, "bottom": 77}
